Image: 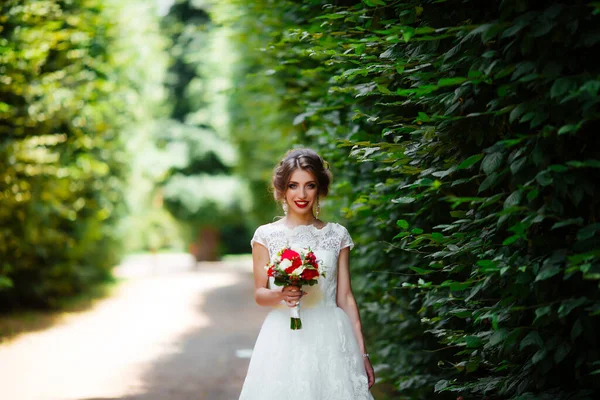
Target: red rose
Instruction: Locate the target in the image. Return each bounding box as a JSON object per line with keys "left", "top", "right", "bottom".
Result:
{"left": 301, "top": 268, "right": 319, "bottom": 280}
{"left": 267, "top": 265, "right": 275, "bottom": 277}
{"left": 281, "top": 248, "right": 300, "bottom": 261}
{"left": 292, "top": 256, "right": 302, "bottom": 268}
{"left": 309, "top": 255, "right": 319, "bottom": 268}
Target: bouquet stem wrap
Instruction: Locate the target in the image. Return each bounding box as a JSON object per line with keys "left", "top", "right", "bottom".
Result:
{"left": 290, "top": 301, "right": 302, "bottom": 330}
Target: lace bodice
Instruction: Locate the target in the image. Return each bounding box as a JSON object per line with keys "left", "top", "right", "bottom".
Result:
{"left": 251, "top": 222, "right": 354, "bottom": 308}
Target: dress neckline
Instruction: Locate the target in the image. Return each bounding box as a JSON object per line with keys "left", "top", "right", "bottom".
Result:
{"left": 272, "top": 221, "right": 332, "bottom": 232}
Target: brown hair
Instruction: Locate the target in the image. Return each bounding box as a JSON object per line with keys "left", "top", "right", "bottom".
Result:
{"left": 272, "top": 148, "right": 332, "bottom": 201}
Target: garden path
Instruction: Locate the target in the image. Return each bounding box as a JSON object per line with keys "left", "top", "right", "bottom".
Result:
{"left": 0, "top": 254, "right": 267, "bottom": 400}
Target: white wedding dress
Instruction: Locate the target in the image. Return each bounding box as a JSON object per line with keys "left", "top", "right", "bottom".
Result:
{"left": 239, "top": 222, "right": 374, "bottom": 400}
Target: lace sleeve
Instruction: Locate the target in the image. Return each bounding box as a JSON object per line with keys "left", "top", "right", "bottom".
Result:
{"left": 340, "top": 225, "right": 355, "bottom": 250}
{"left": 250, "top": 225, "right": 267, "bottom": 249}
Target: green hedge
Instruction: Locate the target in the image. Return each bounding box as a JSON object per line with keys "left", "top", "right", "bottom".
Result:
{"left": 227, "top": 0, "right": 600, "bottom": 399}
{"left": 0, "top": 0, "right": 162, "bottom": 309}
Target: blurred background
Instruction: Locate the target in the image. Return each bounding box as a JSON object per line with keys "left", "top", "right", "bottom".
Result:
{"left": 0, "top": 0, "right": 295, "bottom": 311}
{"left": 2, "top": 1, "right": 600, "bottom": 399}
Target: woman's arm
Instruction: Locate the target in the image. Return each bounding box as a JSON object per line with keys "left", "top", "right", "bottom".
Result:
{"left": 336, "top": 246, "right": 375, "bottom": 388}
{"left": 252, "top": 242, "right": 302, "bottom": 307}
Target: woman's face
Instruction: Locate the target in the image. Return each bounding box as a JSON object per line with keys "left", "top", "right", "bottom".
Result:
{"left": 285, "top": 169, "right": 318, "bottom": 218}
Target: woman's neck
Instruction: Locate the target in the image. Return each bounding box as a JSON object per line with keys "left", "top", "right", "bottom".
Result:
{"left": 284, "top": 214, "right": 318, "bottom": 227}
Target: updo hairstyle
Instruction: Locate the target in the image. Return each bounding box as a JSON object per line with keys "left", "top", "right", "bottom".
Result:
{"left": 272, "top": 148, "right": 332, "bottom": 201}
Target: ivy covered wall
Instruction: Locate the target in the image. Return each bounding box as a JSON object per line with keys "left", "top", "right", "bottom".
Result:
{"left": 222, "top": 0, "right": 600, "bottom": 399}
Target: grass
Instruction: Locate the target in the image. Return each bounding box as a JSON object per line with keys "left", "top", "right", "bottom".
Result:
{"left": 0, "top": 279, "right": 120, "bottom": 344}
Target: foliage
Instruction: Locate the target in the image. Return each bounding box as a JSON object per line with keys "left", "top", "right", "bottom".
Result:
{"left": 212, "top": 0, "right": 297, "bottom": 227}
{"left": 226, "top": 0, "right": 600, "bottom": 399}
{"left": 158, "top": 0, "right": 251, "bottom": 255}
{"left": 0, "top": 0, "right": 165, "bottom": 309}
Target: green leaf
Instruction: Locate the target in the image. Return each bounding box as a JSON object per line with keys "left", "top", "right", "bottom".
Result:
{"left": 457, "top": 154, "right": 484, "bottom": 170}
{"left": 402, "top": 27, "right": 415, "bottom": 42}
{"left": 548, "top": 164, "right": 569, "bottom": 172}
{"left": 392, "top": 197, "right": 416, "bottom": 204}
{"left": 510, "top": 157, "right": 527, "bottom": 174}
{"left": 554, "top": 342, "right": 571, "bottom": 364}
{"left": 450, "top": 309, "right": 472, "bottom": 318}
{"left": 571, "top": 319, "right": 583, "bottom": 340}
{"left": 409, "top": 266, "right": 434, "bottom": 274}
{"left": 481, "top": 152, "right": 504, "bottom": 174}
{"left": 489, "top": 329, "right": 508, "bottom": 346}
{"left": 478, "top": 172, "right": 499, "bottom": 192}
{"left": 550, "top": 77, "right": 573, "bottom": 98}
{"left": 0, "top": 276, "right": 13, "bottom": 289}
{"left": 363, "top": 0, "right": 387, "bottom": 6}
{"left": 520, "top": 331, "right": 543, "bottom": 350}
{"left": 477, "top": 260, "right": 497, "bottom": 268}
{"left": 434, "top": 380, "right": 449, "bottom": 392}
{"left": 567, "top": 159, "right": 600, "bottom": 168}
{"left": 502, "top": 235, "right": 520, "bottom": 246}
{"left": 464, "top": 335, "right": 483, "bottom": 348}
{"left": 437, "top": 77, "right": 468, "bottom": 87}
{"left": 527, "top": 189, "right": 539, "bottom": 201}
{"left": 509, "top": 103, "right": 527, "bottom": 123}
{"left": 417, "top": 112, "right": 430, "bottom": 122}
{"left": 532, "top": 349, "right": 548, "bottom": 364}
{"left": 558, "top": 297, "right": 587, "bottom": 318}
{"left": 431, "top": 232, "right": 445, "bottom": 241}
{"left": 466, "top": 359, "right": 480, "bottom": 373}
{"left": 470, "top": 23, "right": 503, "bottom": 42}
{"left": 504, "top": 191, "right": 521, "bottom": 209}
{"left": 558, "top": 124, "right": 580, "bottom": 135}
{"left": 441, "top": 280, "right": 473, "bottom": 291}
{"left": 497, "top": 84, "right": 510, "bottom": 97}
{"left": 317, "top": 12, "right": 348, "bottom": 20}
{"left": 536, "top": 171, "right": 553, "bottom": 186}
{"left": 396, "top": 219, "right": 409, "bottom": 229}
{"left": 577, "top": 224, "right": 600, "bottom": 241}
{"left": 551, "top": 218, "right": 583, "bottom": 230}
{"left": 534, "top": 305, "right": 552, "bottom": 323}
{"left": 535, "top": 265, "right": 561, "bottom": 281}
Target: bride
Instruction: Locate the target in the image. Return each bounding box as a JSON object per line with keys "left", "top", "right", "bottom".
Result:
{"left": 239, "top": 148, "right": 375, "bottom": 399}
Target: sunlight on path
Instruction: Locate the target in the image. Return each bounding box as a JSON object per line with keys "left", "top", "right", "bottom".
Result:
{"left": 0, "top": 255, "right": 242, "bottom": 400}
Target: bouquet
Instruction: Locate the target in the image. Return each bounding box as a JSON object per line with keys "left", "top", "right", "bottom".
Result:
{"left": 265, "top": 246, "right": 325, "bottom": 330}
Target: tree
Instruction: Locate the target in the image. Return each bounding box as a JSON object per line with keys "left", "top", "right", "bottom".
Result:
{"left": 0, "top": 0, "right": 166, "bottom": 309}
{"left": 159, "top": 0, "right": 250, "bottom": 259}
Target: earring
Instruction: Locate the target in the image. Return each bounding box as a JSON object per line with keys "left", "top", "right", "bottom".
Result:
{"left": 282, "top": 201, "right": 288, "bottom": 216}
{"left": 315, "top": 199, "right": 320, "bottom": 219}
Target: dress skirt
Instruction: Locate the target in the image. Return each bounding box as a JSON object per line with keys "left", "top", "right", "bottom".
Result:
{"left": 239, "top": 305, "right": 373, "bottom": 400}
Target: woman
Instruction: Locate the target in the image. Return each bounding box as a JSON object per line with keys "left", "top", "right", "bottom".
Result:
{"left": 239, "top": 148, "right": 375, "bottom": 400}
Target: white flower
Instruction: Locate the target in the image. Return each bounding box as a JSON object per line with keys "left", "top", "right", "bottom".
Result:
{"left": 290, "top": 265, "right": 305, "bottom": 276}
{"left": 278, "top": 258, "right": 292, "bottom": 271}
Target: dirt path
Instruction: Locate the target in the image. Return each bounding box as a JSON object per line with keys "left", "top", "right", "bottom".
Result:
{"left": 0, "top": 254, "right": 268, "bottom": 400}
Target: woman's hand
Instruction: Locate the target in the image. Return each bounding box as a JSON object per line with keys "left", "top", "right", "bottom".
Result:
{"left": 281, "top": 285, "right": 303, "bottom": 307}
{"left": 364, "top": 356, "right": 375, "bottom": 388}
